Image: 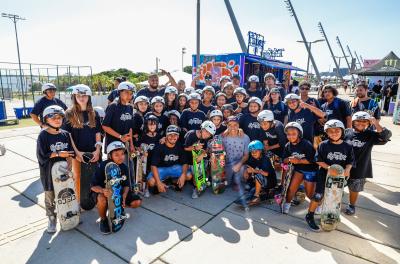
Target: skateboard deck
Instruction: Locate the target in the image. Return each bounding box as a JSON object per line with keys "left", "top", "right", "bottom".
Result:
{"left": 209, "top": 137, "right": 227, "bottom": 194}
{"left": 80, "top": 152, "right": 97, "bottom": 210}
{"left": 138, "top": 143, "right": 149, "bottom": 193}
{"left": 105, "top": 162, "right": 129, "bottom": 233}
{"left": 192, "top": 148, "right": 208, "bottom": 194}
{"left": 274, "top": 163, "right": 294, "bottom": 213}
{"left": 51, "top": 161, "right": 80, "bottom": 231}
{"left": 321, "top": 164, "right": 345, "bottom": 231}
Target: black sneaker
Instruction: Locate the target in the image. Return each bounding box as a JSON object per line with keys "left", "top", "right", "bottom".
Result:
{"left": 99, "top": 218, "right": 111, "bottom": 234}
{"left": 305, "top": 213, "right": 321, "bottom": 232}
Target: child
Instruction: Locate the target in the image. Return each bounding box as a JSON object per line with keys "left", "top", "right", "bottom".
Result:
{"left": 281, "top": 122, "right": 318, "bottom": 214}
{"left": 244, "top": 140, "right": 277, "bottom": 205}
{"left": 179, "top": 93, "right": 207, "bottom": 133}
{"left": 306, "top": 119, "right": 354, "bottom": 231}
{"left": 177, "top": 93, "right": 188, "bottom": 113}
{"left": 63, "top": 84, "right": 102, "bottom": 203}
{"left": 209, "top": 109, "right": 227, "bottom": 136}
{"left": 133, "top": 95, "right": 150, "bottom": 116}
{"left": 221, "top": 104, "right": 234, "bottom": 122}
{"left": 239, "top": 97, "right": 263, "bottom": 141}
{"left": 344, "top": 111, "right": 391, "bottom": 215}
{"left": 146, "top": 96, "right": 169, "bottom": 136}
{"left": 199, "top": 86, "right": 216, "bottom": 115}
{"left": 231, "top": 87, "right": 249, "bottom": 115}
{"left": 184, "top": 121, "right": 216, "bottom": 198}
{"left": 91, "top": 141, "right": 142, "bottom": 234}
{"left": 214, "top": 92, "right": 227, "bottom": 110}
{"left": 223, "top": 82, "right": 236, "bottom": 104}
{"left": 36, "top": 105, "right": 75, "bottom": 233}
{"left": 257, "top": 110, "right": 287, "bottom": 159}
{"left": 263, "top": 88, "right": 288, "bottom": 125}
{"left": 164, "top": 86, "right": 179, "bottom": 112}
{"left": 246, "top": 75, "right": 264, "bottom": 100}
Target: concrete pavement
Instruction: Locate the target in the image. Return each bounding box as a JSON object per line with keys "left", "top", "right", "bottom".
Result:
{"left": 0, "top": 116, "right": 399, "bottom": 264}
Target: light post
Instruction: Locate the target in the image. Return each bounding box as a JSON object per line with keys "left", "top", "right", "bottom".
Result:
{"left": 296, "top": 39, "right": 324, "bottom": 76}
{"left": 2, "top": 13, "right": 27, "bottom": 116}
{"left": 181, "top": 47, "right": 186, "bottom": 71}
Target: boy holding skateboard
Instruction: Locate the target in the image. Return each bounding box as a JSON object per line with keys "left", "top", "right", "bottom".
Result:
{"left": 344, "top": 112, "right": 391, "bottom": 215}
{"left": 91, "top": 141, "right": 142, "bottom": 234}
{"left": 244, "top": 140, "right": 276, "bottom": 205}
{"left": 36, "top": 105, "right": 75, "bottom": 233}
{"left": 306, "top": 119, "right": 354, "bottom": 231}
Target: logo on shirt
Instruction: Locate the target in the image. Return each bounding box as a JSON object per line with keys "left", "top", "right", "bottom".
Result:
{"left": 188, "top": 118, "right": 202, "bottom": 125}
{"left": 295, "top": 118, "right": 305, "bottom": 125}
{"left": 292, "top": 152, "right": 305, "bottom": 159}
{"left": 325, "top": 110, "right": 333, "bottom": 116}
{"left": 120, "top": 113, "right": 132, "bottom": 121}
{"left": 265, "top": 132, "right": 277, "bottom": 139}
{"left": 327, "top": 152, "right": 347, "bottom": 161}
{"left": 351, "top": 139, "right": 365, "bottom": 148}
{"left": 164, "top": 154, "right": 179, "bottom": 162}
{"left": 273, "top": 109, "right": 282, "bottom": 115}
{"left": 50, "top": 142, "right": 69, "bottom": 152}
{"left": 248, "top": 122, "right": 260, "bottom": 129}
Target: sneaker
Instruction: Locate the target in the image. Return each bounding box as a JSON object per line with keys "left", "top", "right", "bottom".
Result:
{"left": 315, "top": 205, "right": 322, "bottom": 215}
{"left": 305, "top": 213, "right": 321, "bottom": 232}
{"left": 248, "top": 196, "right": 260, "bottom": 206}
{"left": 47, "top": 216, "right": 57, "bottom": 233}
{"left": 144, "top": 189, "right": 150, "bottom": 198}
{"left": 282, "top": 203, "right": 291, "bottom": 214}
{"left": 191, "top": 189, "right": 199, "bottom": 199}
{"left": 99, "top": 218, "right": 111, "bottom": 234}
{"left": 345, "top": 205, "right": 356, "bottom": 215}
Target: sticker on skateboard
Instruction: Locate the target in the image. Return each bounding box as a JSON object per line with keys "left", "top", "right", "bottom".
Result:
{"left": 209, "top": 137, "right": 227, "bottom": 194}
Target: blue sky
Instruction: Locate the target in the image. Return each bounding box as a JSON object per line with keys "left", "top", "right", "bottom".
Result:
{"left": 0, "top": 0, "right": 399, "bottom": 74}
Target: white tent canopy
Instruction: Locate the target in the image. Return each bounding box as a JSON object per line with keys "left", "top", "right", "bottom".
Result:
{"left": 137, "top": 70, "right": 192, "bottom": 87}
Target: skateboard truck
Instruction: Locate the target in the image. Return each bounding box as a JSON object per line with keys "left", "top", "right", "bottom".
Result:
{"left": 112, "top": 213, "right": 130, "bottom": 225}
{"left": 109, "top": 175, "right": 127, "bottom": 186}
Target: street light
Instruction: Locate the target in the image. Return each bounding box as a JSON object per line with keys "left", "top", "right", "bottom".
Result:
{"left": 296, "top": 39, "right": 324, "bottom": 75}
{"left": 2, "top": 13, "right": 27, "bottom": 116}
{"left": 181, "top": 47, "right": 186, "bottom": 71}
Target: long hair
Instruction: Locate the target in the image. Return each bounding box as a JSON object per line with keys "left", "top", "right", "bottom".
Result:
{"left": 65, "top": 95, "right": 96, "bottom": 129}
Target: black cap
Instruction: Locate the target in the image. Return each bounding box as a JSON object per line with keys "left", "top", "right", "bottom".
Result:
{"left": 166, "top": 125, "right": 180, "bottom": 135}
{"left": 114, "top": 77, "right": 123, "bottom": 83}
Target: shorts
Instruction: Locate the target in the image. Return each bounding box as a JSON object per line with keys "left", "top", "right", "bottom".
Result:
{"left": 347, "top": 178, "right": 366, "bottom": 192}
{"left": 254, "top": 173, "right": 277, "bottom": 190}
{"left": 147, "top": 164, "right": 191, "bottom": 181}
{"left": 91, "top": 190, "right": 141, "bottom": 206}
{"left": 297, "top": 170, "right": 317, "bottom": 182}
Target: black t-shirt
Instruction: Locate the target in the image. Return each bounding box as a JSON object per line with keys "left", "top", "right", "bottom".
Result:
{"left": 239, "top": 113, "right": 262, "bottom": 141}
{"left": 246, "top": 88, "right": 265, "bottom": 100}
{"left": 107, "top": 89, "right": 119, "bottom": 102}
{"left": 226, "top": 96, "right": 236, "bottom": 104}
{"left": 102, "top": 102, "right": 136, "bottom": 147}
{"left": 345, "top": 128, "right": 391, "bottom": 179}
{"left": 372, "top": 84, "right": 382, "bottom": 94}
{"left": 263, "top": 101, "right": 288, "bottom": 124}
{"left": 304, "top": 97, "right": 320, "bottom": 108}
{"left": 63, "top": 111, "right": 101, "bottom": 152}
{"left": 288, "top": 108, "right": 319, "bottom": 142}
{"left": 151, "top": 142, "right": 188, "bottom": 167}
{"left": 316, "top": 140, "right": 354, "bottom": 168}
{"left": 351, "top": 99, "right": 381, "bottom": 119}
{"left": 92, "top": 160, "right": 129, "bottom": 188}
{"left": 283, "top": 139, "right": 317, "bottom": 172}
{"left": 32, "top": 96, "right": 68, "bottom": 122}
{"left": 36, "top": 129, "right": 74, "bottom": 191}
{"left": 215, "top": 123, "right": 227, "bottom": 136}
{"left": 260, "top": 120, "right": 287, "bottom": 158}
{"left": 198, "top": 103, "right": 215, "bottom": 116}
{"left": 144, "top": 112, "right": 169, "bottom": 136}
{"left": 321, "top": 98, "right": 351, "bottom": 126}
{"left": 179, "top": 109, "right": 206, "bottom": 131}
{"left": 246, "top": 155, "right": 276, "bottom": 178}
{"left": 136, "top": 87, "right": 165, "bottom": 99}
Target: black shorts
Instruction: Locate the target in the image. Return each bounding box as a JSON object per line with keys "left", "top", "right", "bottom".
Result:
{"left": 91, "top": 190, "right": 142, "bottom": 206}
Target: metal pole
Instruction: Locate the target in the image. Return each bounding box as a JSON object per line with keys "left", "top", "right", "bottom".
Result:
{"left": 89, "top": 66, "right": 93, "bottom": 89}
{"left": 359, "top": 55, "right": 364, "bottom": 65}
{"left": 196, "top": 0, "right": 201, "bottom": 75}
{"left": 354, "top": 51, "right": 362, "bottom": 68}
{"left": 285, "top": 0, "right": 321, "bottom": 82}
{"left": 346, "top": 45, "right": 355, "bottom": 68}
{"left": 306, "top": 42, "right": 311, "bottom": 75}
{"left": 156, "top": 57, "right": 159, "bottom": 73}
{"left": 29, "top": 63, "right": 34, "bottom": 102}
{"left": 224, "top": 0, "right": 247, "bottom": 53}
{"left": 0, "top": 69, "right": 4, "bottom": 99}
{"left": 77, "top": 66, "right": 81, "bottom": 83}
{"left": 336, "top": 37, "right": 354, "bottom": 85}
{"left": 318, "top": 22, "right": 342, "bottom": 80}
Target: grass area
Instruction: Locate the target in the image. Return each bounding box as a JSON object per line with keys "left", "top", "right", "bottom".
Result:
{"left": 0, "top": 118, "right": 36, "bottom": 131}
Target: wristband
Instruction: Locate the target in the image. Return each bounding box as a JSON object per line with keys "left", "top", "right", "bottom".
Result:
{"left": 95, "top": 141, "right": 102, "bottom": 148}
{"left": 119, "top": 134, "right": 122, "bottom": 139}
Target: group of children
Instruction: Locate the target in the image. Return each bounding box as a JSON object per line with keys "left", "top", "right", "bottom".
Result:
{"left": 33, "top": 73, "right": 392, "bottom": 234}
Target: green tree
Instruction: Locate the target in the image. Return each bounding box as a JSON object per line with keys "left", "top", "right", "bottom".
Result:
{"left": 183, "top": 65, "right": 192, "bottom": 74}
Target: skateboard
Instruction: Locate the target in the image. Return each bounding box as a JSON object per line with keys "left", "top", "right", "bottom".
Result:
{"left": 274, "top": 163, "right": 294, "bottom": 213}
{"left": 80, "top": 152, "right": 98, "bottom": 210}
{"left": 51, "top": 161, "right": 80, "bottom": 231}
{"left": 209, "top": 137, "right": 227, "bottom": 194}
{"left": 320, "top": 164, "right": 346, "bottom": 231}
{"left": 192, "top": 145, "right": 209, "bottom": 194}
{"left": 105, "top": 162, "right": 129, "bottom": 233}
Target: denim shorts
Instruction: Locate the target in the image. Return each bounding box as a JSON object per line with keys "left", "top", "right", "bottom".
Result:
{"left": 147, "top": 164, "right": 191, "bottom": 181}
{"left": 297, "top": 170, "right": 317, "bottom": 182}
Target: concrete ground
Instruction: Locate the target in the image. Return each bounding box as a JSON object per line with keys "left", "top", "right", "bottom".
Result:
{"left": 0, "top": 117, "right": 399, "bottom": 264}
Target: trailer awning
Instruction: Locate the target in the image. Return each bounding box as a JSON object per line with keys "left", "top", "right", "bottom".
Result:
{"left": 246, "top": 57, "right": 305, "bottom": 72}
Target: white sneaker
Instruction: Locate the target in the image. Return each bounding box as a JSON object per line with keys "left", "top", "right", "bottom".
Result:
{"left": 192, "top": 189, "right": 199, "bottom": 199}
{"left": 283, "top": 203, "right": 291, "bottom": 214}
{"left": 144, "top": 189, "right": 150, "bottom": 198}
{"left": 315, "top": 205, "right": 322, "bottom": 215}
{"left": 47, "top": 216, "right": 57, "bottom": 233}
